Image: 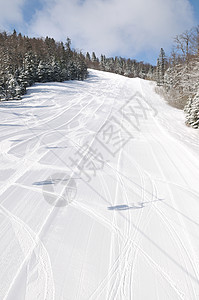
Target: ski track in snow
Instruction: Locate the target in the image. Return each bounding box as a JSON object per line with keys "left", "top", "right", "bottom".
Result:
{"left": 0, "top": 69, "right": 199, "bottom": 299}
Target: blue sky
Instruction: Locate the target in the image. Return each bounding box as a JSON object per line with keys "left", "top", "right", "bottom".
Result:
{"left": 191, "top": 0, "right": 199, "bottom": 20}
{"left": 0, "top": 0, "right": 198, "bottom": 65}
{"left": 22, "top": 0, "right": 43, "bottom": 24}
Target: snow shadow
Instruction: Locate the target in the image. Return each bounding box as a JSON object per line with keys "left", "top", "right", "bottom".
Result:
{"left": 108, "top": 199, "right": 164, "bottom": 211}
{"left": 0, "top": 103, "right": 53, "bottom": 109}
{"left": 87, "top": 72, "right": 99, "bottom": 80}
{"left": 12, "top": 112, "right": 38, "bottom": 117}
{"left": 26, "top": 85, "right": 78, "bottom": 96}
{"left": 87, "top": 72, "right": 110, "bottom": 83}
{"left": 33, "top": 180, "right": 55, "bottom": 186}
{"left": 108, "top": 203, "right": 145, "bottom": 211}
{"left": 33, "top": 178, "right": 69, "bottom": 186}
{"left": 0, "top": 123, "right": 24, "bottom": 127}
{"left": 46, "top": 146, "right": 68, "bottom": 149}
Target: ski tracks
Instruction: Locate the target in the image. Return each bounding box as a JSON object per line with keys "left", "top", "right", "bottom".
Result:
{"left": 1, "top": 70, "right": 199, "bottom": 299}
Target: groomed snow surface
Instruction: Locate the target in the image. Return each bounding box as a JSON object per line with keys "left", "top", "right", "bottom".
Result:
{"left": 0, "top": 69, "right": 199, "bottom": 300}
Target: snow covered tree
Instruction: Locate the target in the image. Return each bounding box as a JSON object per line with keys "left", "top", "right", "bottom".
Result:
{"left": 0, "top": 31, "right": 88, "bottom": 100}
{"left": 92, "top": 52, "right": 97, "bottom": 62}
{"left": 160, "top": 26, "right": 199, "bottom": 114}
{"left": 184, "top": 92, "right": 199, "bottom": 128}
{"left": 85, "top": 52, "right": 91, "bottom": 61}
{"left": 99, "top": 55, "right": 106, "bottom": 71}
{"left": 156, "top": 48, "right": 167, "bottom": 86}
{"left": 23, "top": 52, "right": 37, "bottom": 85}
{"left": 67, "top": 61, "right": 77, "bottom": 80}
{"left": 7, "top": 75, "right": 18, "bottom": 99}
{"left": 146, "top": 65, "right": 154, "bottom": 80}
{"left": 51, "top": 59, "right": 62, "bottom": 82}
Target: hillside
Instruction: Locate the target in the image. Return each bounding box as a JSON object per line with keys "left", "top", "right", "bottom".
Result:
{"left": 0, "top": 70, "right": 199, "bottom": 300}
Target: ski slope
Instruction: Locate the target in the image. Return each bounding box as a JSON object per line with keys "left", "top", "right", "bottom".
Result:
{"left": 0, "top": 69, "right": 199, "bottom": 300}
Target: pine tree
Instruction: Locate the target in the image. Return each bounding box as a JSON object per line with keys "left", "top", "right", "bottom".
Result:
{"left": 67, "top": 61, "right": 76, "bottom": 80}
{"left": 156, "top": 48, "right": 167, "bottom": 86}
{"left": 184, "top": 92, "right": 199, "bottom": 128}
{"left": 85, "top": 52, "right": 91, "bottom": 61}
{"left": 92, "top": 52, "right": 97, "bottom": 62}
{"left": 100, "top": 55, "right": 106, "bottom": 71}
{"left": 23, "top": 52, "right": 37, "bottom": 85}
{"left": 0, "top": 31, "right": 88, "bottom": 100}
{"left": 37, "top": 61, "right": 48, "bottom": 82}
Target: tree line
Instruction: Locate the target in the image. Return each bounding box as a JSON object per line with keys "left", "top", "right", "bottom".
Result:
{"left": 0, "top": 30, "right": 88, "bottom": 100}
{"left": 0, "top": 30, "right": 157, "bottom": 102}
{"left": 2, "top": 28, "right": 197, "bottom": 129}
{"left": 155, "top": 26, "right": 199, "bottom": 129}
{"left": 85, "top": 51, "right": 155, "bottom": 80}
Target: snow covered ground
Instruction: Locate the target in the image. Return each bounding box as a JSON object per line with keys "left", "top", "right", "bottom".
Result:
{"left": 0, "top": 69, "right": 199, "bottom": 300}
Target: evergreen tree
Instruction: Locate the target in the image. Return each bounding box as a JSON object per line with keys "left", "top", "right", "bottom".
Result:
{"left": 184, "top": 92, "right": 199, "bottom": 128}
{"left": 0, "top": 31, "right": 88, "bottom": 100}
{"left": 156, "top": 48, "right": 167, "bottom": 86}
{"left": 92, "top": 52, "right": 97, "bottom": 62}
{"left": 85, "top": 52, "right": 91, "bottom": 61}
{"left": 37, "top": 61, "right": 45, "bottom": 82}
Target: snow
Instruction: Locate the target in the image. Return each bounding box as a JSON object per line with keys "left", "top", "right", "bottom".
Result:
{"left": 0, "top": 69, "right": 199, "bottom": 300}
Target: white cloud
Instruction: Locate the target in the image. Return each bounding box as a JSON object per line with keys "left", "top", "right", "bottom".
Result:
{"left": 0, "top": 0, "right": 26, "bottom": 31}
{"left": 28, "top": 0, "right": 195, "bottom": 59}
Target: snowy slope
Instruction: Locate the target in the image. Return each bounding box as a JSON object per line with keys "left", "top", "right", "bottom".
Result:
{"left": 0, "top": 69, "right": 199, "bottom": 300}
